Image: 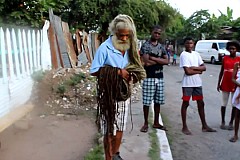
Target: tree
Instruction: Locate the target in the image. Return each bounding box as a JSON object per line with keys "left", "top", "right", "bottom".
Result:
{"left": 0, "top": 0, "right": 69, "bottom": 28}
{"left": 0, "top": 0, "right": 179, "bottom": 40}
{"left": 61, "top": 0, "right": 178, "bottom": 39}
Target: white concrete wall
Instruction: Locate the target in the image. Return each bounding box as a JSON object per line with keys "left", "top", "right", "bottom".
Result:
{"left": 0, "top": 21, "right": 51, "bottom": 118}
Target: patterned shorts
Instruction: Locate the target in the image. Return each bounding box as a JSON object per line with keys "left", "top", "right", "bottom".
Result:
{"left": 142, "top": 78, "right": 165, "bottom": 106}
{"left": 101, "top": 99, "right": 129, "bottom": 135}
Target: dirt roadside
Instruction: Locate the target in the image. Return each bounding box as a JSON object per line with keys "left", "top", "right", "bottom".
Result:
{"left": 0, "top": 66, "right": 99, "bottom": 160}
{"left": 0, "top": 65, "right": 142, "bottom": 160}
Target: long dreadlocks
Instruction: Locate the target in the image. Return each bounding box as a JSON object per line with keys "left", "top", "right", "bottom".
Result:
{"left": 109, "top": 14, "right": 146, "bottom": 81}
{"left": 96, "top": 66, "right": 131, "bottom": 135}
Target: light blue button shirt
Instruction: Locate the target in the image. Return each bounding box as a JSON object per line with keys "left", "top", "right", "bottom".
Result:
{"left": 90, "top": 36, "right": 129, "bottom": 73}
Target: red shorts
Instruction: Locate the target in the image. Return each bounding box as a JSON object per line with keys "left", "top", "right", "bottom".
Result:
{"left": 182, "top": 87, "right": 203, "bottom": 101}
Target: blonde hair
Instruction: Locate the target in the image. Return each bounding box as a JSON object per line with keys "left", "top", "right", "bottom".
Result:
{"left": 109, "top": 14, "right": 146, "bottom": 81}
{"left": 109, "top": 14, "right": 136, "bottom": 35}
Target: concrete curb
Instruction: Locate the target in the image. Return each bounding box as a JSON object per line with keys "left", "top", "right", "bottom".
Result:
{"left": 151, "top": 104, "right": 173, "bottom": 160}
{"left": 0, "top": 104, "right": 33, "bottom": 133}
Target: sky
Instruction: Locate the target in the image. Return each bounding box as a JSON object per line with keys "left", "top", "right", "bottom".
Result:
{"left": 166, "top": 0, "right": 240, "bottom": 19}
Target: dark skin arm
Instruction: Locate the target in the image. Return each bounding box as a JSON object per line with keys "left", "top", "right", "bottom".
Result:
{"left": 217, "top": 62, "right": 224, "bottom": 92}
{"left": 141, "top": 54, "right": 157, "bottom": 66}
{"left": 149, "top": 54, "right": 169, "bottom": 65}
{"left": 183, "top": 64, "right": 206, "bottom": 75}
{"left": 232, "top": 62, "right": 240, "bottom": 87}
{"left": 141, "top": 53, "right": 168, "bottom": 66}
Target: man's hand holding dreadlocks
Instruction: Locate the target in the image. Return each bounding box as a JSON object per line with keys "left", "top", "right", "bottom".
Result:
{"left": 118, "top": 69, "right": 130, "bottom": 81}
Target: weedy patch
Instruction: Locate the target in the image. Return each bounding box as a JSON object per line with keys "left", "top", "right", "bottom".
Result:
{"left": 148, "top": 110, "right": 161, "bottom": 160}
{"left": 84, "top": 133, "right": 104, "bottom": 160}
{"left": 31, "top": 70, "right": 46, "bottom": 82}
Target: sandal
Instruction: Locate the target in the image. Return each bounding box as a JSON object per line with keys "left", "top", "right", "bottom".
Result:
{"left": 113, "top": 152, "right": 123, "bottom": 160}
{"left": 152, "top": 124, "right": 168, "bottom": 131}
{"left": 228, "top": 125, "right": 234, "bottom": 130}
{"left": 202, "top": 127, "right": 217, "bottom": 132}
{"left": 220, "top": 124, "right": 228, "bottom": 130}
{"left": 140, "top": 125, "right": 148, "bottom": 133}
{"left": 229, "top": 137, "right": 238, "bottom": 143}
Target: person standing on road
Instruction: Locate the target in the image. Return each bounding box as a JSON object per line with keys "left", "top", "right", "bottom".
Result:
{"left": 140, "top": 25, "right": 169, "bottom": 133}
{"left": 172, "top": 52, "right": 177, "bottom": 65}
{"left": 179, "top": 37, "right": 216, "bottom": 135}
{"left": 90, "top": 14, "right": 146, "bottom": 160}
{"left": 230, "top": 57, "right": 240, "bottom": 142}
{"left": 217, "top": 41, "right": 240, "bottom": 130}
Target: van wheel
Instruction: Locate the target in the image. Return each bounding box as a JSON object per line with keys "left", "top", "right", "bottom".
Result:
{"left": 211, "top": 57, "right": 216, "bottom": 64}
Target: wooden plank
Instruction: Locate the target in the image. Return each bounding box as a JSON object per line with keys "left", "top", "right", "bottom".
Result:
{"left": 62, "top": 22, "right": 77, "bottom": 67}
{"left": 82, "top": 30, "right": 92, "bottom": 63}
{"left": 48, "top": 23, "right": 59, "bottom": 69}
{"left": 49, "top": 9, "right": 61, "bottom": 69}
{"left": 51, "top": 13, "right": 71, "bottom": 68}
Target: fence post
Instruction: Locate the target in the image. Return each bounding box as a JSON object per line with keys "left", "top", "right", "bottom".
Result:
{"left": 0, "top": 28, "right": 8, "bottom": 83}
{"left": 6, "top": 28, "right": 15, "bottom": 81}
{"left": 11, "top": 29, "right": 21, "bottom": 78}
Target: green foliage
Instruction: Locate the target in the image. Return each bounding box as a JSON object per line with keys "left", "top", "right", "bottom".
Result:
{"left": 56, "top": 84, "right": 66, "bottom": 94}
{"left": 31, "top": 70, "right": 46, "bottom": 82}
{"left": 148, "top": 110, "right": 160, "bottom": 160}
{"left": 84, "top": 145, "right": 104, "bottom": 160}
{"left": 0, "top": 0, "right": 70, "bottom": 28}
{"left": 168, "top": 7, "right": 240, "bottom": 42}
{"left": 0, "top": 0, "right": 178, "bottom": 39}
{"left": 84, "top": 133, "right": 104, "bottom": 160}
{"left": 55, "top": 72, "right": 86, "bottom": 95}
{"left": 66, "top": 73, "right": 86, "bottom": 86}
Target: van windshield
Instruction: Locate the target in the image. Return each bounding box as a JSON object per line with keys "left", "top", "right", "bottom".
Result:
{"left": 218, "top": 43, "right": 227, "bottom": 49}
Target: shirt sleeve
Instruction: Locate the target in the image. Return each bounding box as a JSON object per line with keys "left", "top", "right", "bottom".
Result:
{"left": 140, "top": 42, "right": 149, "bottom": 56}
{"left": 179, "top": 52, "right": 190, "bottom": 68}
{"left": 197, "top": 52, "right": 204, "bottom": 65}
{"left": 90, "top": 46, "right": 107, "bottom": 73}
{"left": 161, "top": 47, "right": 167, "bottom": 57}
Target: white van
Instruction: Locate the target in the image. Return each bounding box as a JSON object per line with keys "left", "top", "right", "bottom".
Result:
{"left": 195, "top": 40, "right": 230, "bottom": 64}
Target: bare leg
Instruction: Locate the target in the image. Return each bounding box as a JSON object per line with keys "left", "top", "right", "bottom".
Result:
{"left": 181, "top": 101, "right": 192, "bottom": 135}
{"left": 153, "top": 103, "right": 160, "bottom": 126}
{"left": 230, "top": 108, "right": 240, "bottom": 142}
{"left": 228, "top": 107, "right": 236, "bottom": 130}
{"left": 113, "top": 131, "right": 123, "bottom": 154}
{"left": 197, "top": 100, "right": 216, "bottom": 132}
{"left": 220, "top": 106, "right": 226, "bottom": 127}
{"left": 140, "top": 105, "right": 149, "bottom": 132}
{"left": 104, "top": 135, "right": 113, "bottom": 160}
{"left": 152, "top": 103, "right": 167, "bottom": 131}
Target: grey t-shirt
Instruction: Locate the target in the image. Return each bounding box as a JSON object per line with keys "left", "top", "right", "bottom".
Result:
{"left": 140, "top": 40, "right": 167, "bottom": 78}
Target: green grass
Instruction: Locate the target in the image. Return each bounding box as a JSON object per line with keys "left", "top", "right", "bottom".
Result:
{"left": 84, "top": 133, "right": 104, "bottom": 160}
{"left": 31, "top": 70, "right": 46, "bottom": 82}
{"left": 148, "top": 110, "right": 161, "bottom": 160}
{"left": 84, "top": 145, "right": 104, "bottom": 160}
{"left": 148, "top": 128, "right": 160, "bottom": 160}
{"left": 160, "top": 113, "right": 173, "bottom": 145}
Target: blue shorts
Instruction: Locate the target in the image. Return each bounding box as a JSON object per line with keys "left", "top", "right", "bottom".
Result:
{"left": 142, "top": 78, "right": 165, "bottom": 106}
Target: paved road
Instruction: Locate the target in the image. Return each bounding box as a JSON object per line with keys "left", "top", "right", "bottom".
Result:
{"left": 162, "top": 63, "right": 240, "bottom": 160}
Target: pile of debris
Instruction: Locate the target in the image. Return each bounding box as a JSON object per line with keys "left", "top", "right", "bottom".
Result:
{"left": 31, "top": 64, "right": 142, "bottom": 117}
